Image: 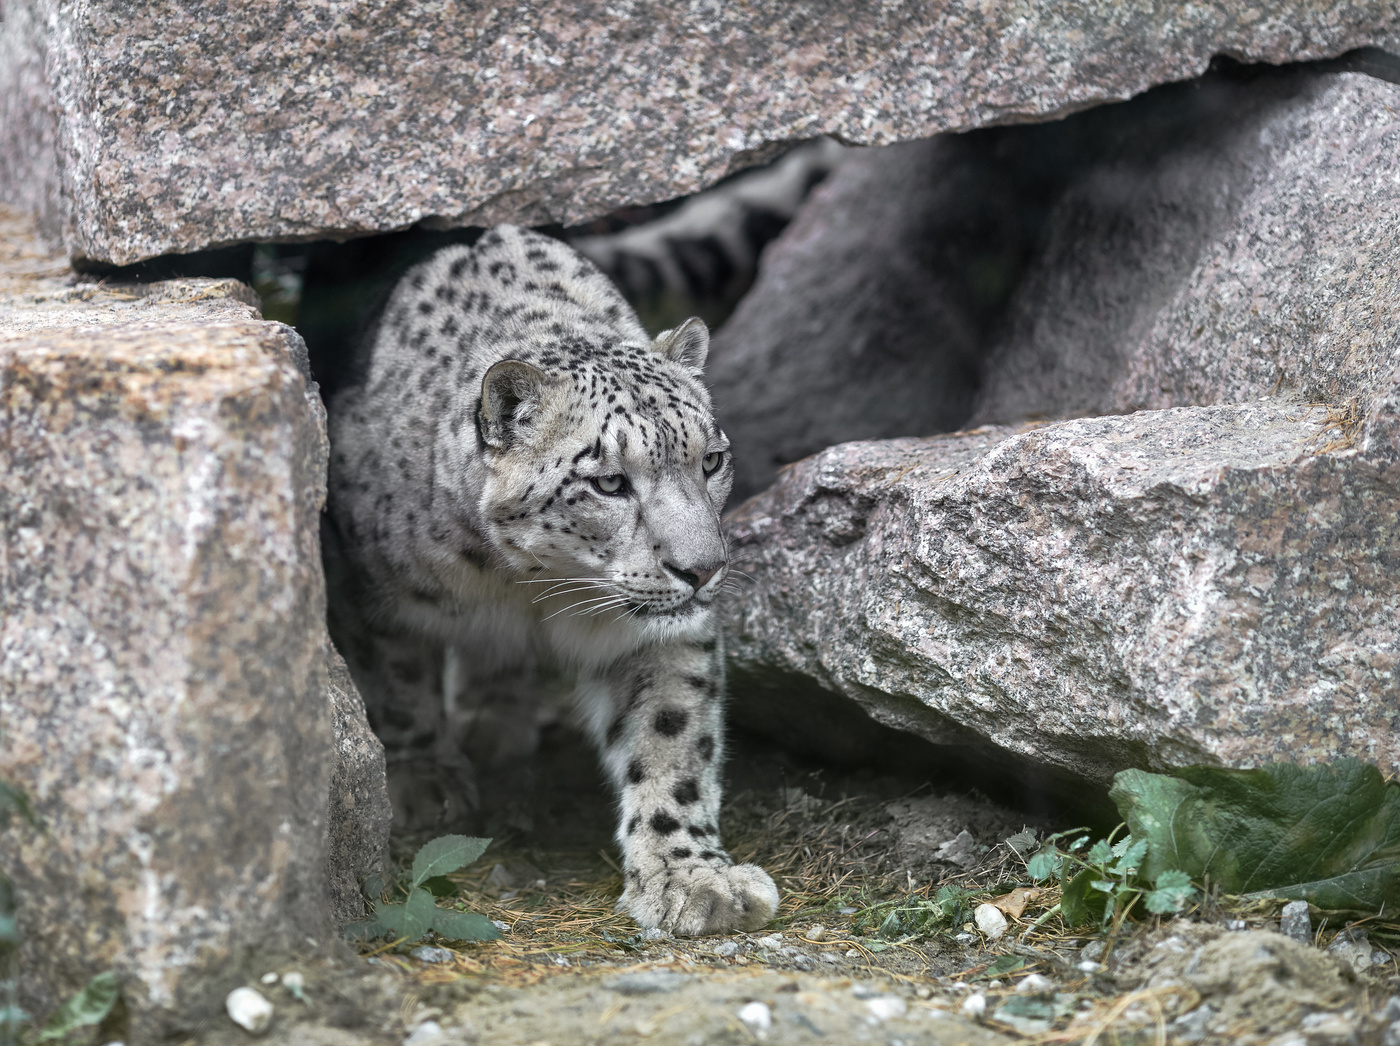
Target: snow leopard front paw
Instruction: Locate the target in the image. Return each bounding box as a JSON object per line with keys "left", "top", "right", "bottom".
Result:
{"left": 621, "top": 862, "right": 779, "bottom": 936}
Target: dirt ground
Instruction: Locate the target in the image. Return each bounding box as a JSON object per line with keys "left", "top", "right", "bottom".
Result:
{"left": 180, "top": 727, "right": 1400, "bottom": 1046}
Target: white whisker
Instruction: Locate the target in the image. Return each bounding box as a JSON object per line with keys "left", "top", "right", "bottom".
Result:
{"left": 541, "top": 592, "right": 629, "bottom": 621}
{"left": 516, "top": 575, "right": 611, "bottom": 585}
{"left": 531, "top": 582, "right": 605, "bottom": 604}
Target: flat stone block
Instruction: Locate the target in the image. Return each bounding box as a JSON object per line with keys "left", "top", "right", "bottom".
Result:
{"left": 1, "top": 0, "right": 1397, "bottom": 263}
{"left": 0, "top": 207, "right": 387, "bottom": 1037}
{"left": 724, "top": 402, "right": 1400, "bottom": 781}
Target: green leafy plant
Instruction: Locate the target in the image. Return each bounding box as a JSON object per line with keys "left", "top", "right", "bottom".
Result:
{"left": 1025, "top": 826, "right": 1197, "bottom": 931}
{"left": 33, "top": 973, "right": 119, "bottom": 1044}
{"left": 853, "top": 883, "right": 977, "bottom": 941}
{"left": 348, "top": 835, "right": 500, "bottom": 945}
{"left": 1112, "top": 758, "right": 1400, "bottom": 915}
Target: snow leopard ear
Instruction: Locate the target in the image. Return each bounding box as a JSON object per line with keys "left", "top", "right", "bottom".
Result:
{"left": 651, "top": 316, "right": 709, "bottom": 373}
{"left": 479, "top": 359, "right": 547, "bottom": 449}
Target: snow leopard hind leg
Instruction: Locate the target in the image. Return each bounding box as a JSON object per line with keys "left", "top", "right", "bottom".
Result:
{"left": 579, "top": 628, "right": 779, "bottom": 936}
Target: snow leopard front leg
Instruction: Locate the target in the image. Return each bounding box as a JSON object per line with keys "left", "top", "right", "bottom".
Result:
{"left": 582, "top": 632, "right": 779, "bottom": 935}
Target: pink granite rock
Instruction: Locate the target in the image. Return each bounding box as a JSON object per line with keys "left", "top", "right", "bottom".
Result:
{"left": 1, "top": 0, "right": 1396, "bottom": 264}
{"left": 723, "top": 401, "right": 1400, "bottom": 782}
{"left": 0, "top": 208, "right": 388, "bottom": 1037}
{"left": 972, "top": 70, "right": 1400, "bottom": 427}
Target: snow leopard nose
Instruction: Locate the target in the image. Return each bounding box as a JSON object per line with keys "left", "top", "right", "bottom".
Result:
{"left": 664, "top": 561, "right": 722, "bottom": 592}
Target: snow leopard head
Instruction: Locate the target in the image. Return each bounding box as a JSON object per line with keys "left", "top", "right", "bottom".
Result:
{"left": 478, "top": 317, "right": 733, "bottom": 642}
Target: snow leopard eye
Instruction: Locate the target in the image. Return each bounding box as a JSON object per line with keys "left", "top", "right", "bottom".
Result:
{"left": 702, "top": 452, "right": 723, "bottom": 475}
{"left": 593, "top": 474, "right": 626, "bottom": 495}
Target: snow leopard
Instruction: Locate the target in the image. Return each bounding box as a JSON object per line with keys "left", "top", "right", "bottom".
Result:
{"left": 324, "top": 224, "right": 779, "bottom": 935}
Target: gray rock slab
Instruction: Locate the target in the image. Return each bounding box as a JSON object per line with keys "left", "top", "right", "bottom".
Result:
{"left": 325, "top": 646, "right": 391, "bottom": 923}
{"left": 722, "top": 402, "right": 1400, "bottom": 781}
{"left": 0, "top": 206, "right": 387, "bottom": 1037}
{"left": 708, "top": 66, "right": 1400, "bottom": 503}
{"left": 706, "top": 135, "right": 993, "bottom": 502}
{"left": 972, "top": 70, "right": 1400, "bottom": 427}
{"left": 1, "top": 1, "right": 1397, "bottom": 264}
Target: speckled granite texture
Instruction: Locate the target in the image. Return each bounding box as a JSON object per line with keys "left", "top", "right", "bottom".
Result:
{"left": 723, "top": 403, "right": 1400, "bottom": 782}
{"left": 706, "top": 67, "right": 1400, "bottom": 502}
{"left": 1, "top": 0, "right": 1397, "bottom": 264}
{"left": 0, "top": 207, "right": 387, "bottom": 1036}
{"left": 972, "top": 70, "right": 1400, "bottom": 427}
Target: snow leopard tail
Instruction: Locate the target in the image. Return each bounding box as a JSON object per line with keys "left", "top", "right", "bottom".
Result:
{"left": 568, "top": 137, "right": 849, "bottom": 333}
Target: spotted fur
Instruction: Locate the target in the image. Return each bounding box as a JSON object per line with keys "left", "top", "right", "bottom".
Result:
{"left": 326, "top": 225, "right": 778, "bottom": 934}
{"left": 569, "top": 137, "right": 848, "bottom": 330}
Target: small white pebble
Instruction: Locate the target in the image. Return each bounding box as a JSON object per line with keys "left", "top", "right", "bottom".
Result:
{"left": 951, "top": 981, "right": 968, "bottom": 991}
{"left": 259, "top": 972, "right": 278, "bottom": 986}
{"left": 836, "top": 906, "right": 857, "bottom": 915}
{"left": 402, "top": 1020, "right": 446, "bottom": 1046}
{"left": 1016, "top": 973, "right": 1054, "bottom": 993}
{"left": 641, "top": 927, "right": 671, "bottom": 941}
{"left": 756, "top": 933, "right": 784, "bottom": 950}
{"left": 987, "top": 979, "right": 1003, "bottom": 989}
{"left": 225, "top": 987, "right": 274, "bottom": 1034}
{"left": 974, "top": 903, "right": 1008, "bottom": 941}
{"left": 738, "top": 1001, "right": 773, "bottom": 1032}
{"left": 491, "top": 919, "right": 511, "bottom": 932}
{"left": 805, "top": 925, "right": 827, "bottom": 942}
{"left": 410, "top": 945, "right": 454, "bottom": 964}
{"left": 713, "top": 940, "right": 740, "bottom": 957}
{"left": 961, "top": 993, "right": 986, "bottom": 1019}
{"left": 1077, "top": 960, "right": 1105, "bottom": 973}
{"left": 280, "top": 971, "right": 305, "bottom": 1002}
{"left": 866, "top": 996, "right": 908, "bottom": 1021}
{"left": 845, "top": 948, "right": 861, "bottom": 958}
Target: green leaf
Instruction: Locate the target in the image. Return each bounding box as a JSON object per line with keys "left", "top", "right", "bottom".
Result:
{"left": 347, "top": 898, "right": 412, "bottom": 941}
{"left": 420, "top": 876, "right": 457, "bottom": 898}
{"left": 1111, "top": 759, "right": 1400, "bottom": 915}
{"left": 343, "top": 917, "right": 388, "bottom": 941}
{"left": 400, "top": 888, "right": 437, "bottom": 942}
{"left": 1004, "top": 830, "right": 1038, "bottom": 855}
{"left": 410, "top": 835, "right": 491, "bottom": 887}
{"left": 1059, "top": 870, "right": 1094, "bottom": 927}
{"left": 361, "top": 874, "right": 386, "bottom": 902}
{"left": 1025, "top": 847, "right": 1061, "bottom": 881}
{"left": 431, "top": 910, "right": 501, "bottom": 942}
{"left": 1086, "top": 839, "right": 1113, "bottom": 865}
{"left": 37, "top": 971, "right": 119, "bottom": 1041}
{"left": 986, "top": 955, "right": 1025, "bottom": 976}
{"left": 1112, "top": 838, "right": 1149, "bottom": 876}
{"left": 1144, "top": 869, "right": 1196, "bottom": 914}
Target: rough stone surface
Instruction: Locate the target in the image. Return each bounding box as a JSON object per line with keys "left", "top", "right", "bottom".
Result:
{"left": 0, "top": 207, "right": 387, "bottom": 1037}
{"left": 1, "top": 1, "right": 1397, "bottom": 264}
{"left": 708, "top": 66, "right": 1400, "bottom": 501}
{"left": 722, "top": 400, "right": 1400, "bottom": 781}
{"left": 972, "top": 69, "right": 1400, "bottom": 426}
{"left": 705, "top": 136, "right": 994, "bottom": 502}
{"left": 325, "top": 646, "right": 391, "bottom": 922}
